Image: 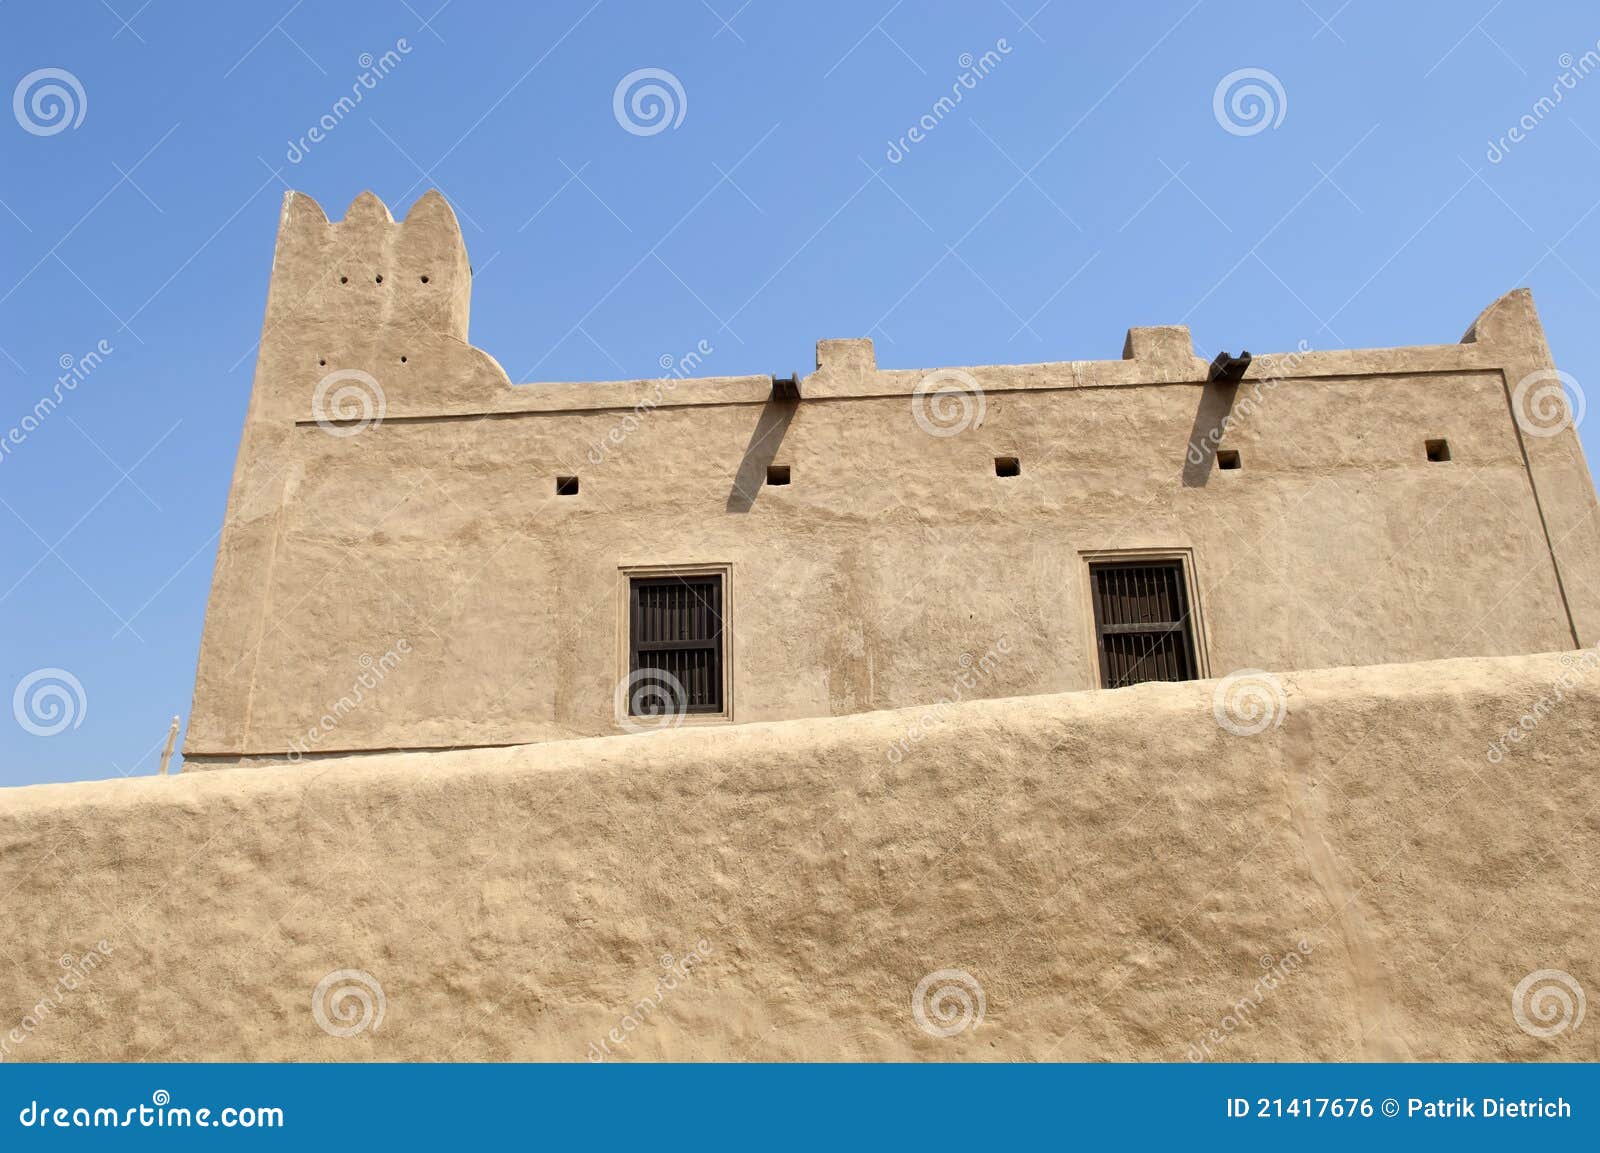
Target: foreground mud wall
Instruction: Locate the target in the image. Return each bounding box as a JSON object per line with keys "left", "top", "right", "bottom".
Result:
{"left": 3, "top": 652, "right": 1596, "bottom": 1061}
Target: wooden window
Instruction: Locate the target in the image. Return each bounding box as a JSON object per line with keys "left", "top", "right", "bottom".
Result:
{"left": 1089, "top": 560, "right": 1198, "bottom": 688}
{"left": 629, "top": 575, "right": 724, "bottom": 715}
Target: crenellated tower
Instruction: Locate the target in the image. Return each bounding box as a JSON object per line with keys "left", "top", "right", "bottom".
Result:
{"left": 186, "top": 189, "right": 488, "bottom": 756}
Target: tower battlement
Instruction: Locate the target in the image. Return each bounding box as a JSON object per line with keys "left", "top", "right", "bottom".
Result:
{"left": 270, "top": 189, "right": 472, "bottom": 341}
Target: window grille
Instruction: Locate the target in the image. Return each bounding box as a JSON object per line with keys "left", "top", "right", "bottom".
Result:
{"left": 1089, "top": 561, "right": 1198, "bottom": 688}
{"left": 629, "top": 575, "right": 724, "bottom": 714}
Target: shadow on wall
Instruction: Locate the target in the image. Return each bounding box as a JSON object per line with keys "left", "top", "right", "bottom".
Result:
{"left": 727, "top": 400, "right": 797, "bottom": 513}
{"left": 1182, "top": 381, "right": 1240, "bottom": 488}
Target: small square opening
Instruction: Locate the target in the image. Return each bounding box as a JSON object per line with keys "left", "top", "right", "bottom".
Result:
{"left": 556, "top": 475, "right": 579, "bottom": 496}
{"left": 766, "top": 464, "right": 790, "bottom": 486}
{"left": 1425, "top": 438, "right": 1451, "bottom": 463}
{"left": 995, "top": 456, "right": 1021, "bottom": 478}
{"left": 1217, "top": 449, "right": 1241, "bottom": 470}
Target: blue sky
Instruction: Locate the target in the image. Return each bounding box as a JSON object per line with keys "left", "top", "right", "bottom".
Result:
{"left": 3, "top": 0, "right": 1599, "bottom": 786}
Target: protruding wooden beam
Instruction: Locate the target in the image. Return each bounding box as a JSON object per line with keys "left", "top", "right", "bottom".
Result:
{"left": 1207, "top": 350, "right": 1252, "bottom": 383}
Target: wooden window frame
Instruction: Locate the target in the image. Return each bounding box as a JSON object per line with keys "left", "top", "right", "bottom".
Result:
{"left": 1078, "top": 548, "right": 1211, "bottom": 689}
{"left": 615, "top": 562, "right": 734, "bottom": 727}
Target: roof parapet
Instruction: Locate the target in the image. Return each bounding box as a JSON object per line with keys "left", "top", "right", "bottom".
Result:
{"left": 1123, "top": 325, "right": 1200, "bottom": 379}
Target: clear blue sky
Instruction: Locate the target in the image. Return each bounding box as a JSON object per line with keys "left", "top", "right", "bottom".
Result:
{"left": 3, "top": 1, "right": 1599, "bottom": 786}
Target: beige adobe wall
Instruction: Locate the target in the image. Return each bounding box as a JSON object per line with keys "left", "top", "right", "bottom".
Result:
{"left": 3, "top": 652, "right": 1596, "bottom": 1061}
{"left": 183, "top": 190, "right": 1600, "bottom": 762}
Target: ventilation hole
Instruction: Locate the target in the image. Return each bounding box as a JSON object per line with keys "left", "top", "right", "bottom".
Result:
{"left": 339, "top": 276, "right": 348, "bottom": 284}
{"left": 375, "top": 274, "right": 384, "bottom": 284}
{"left": 318, "top": 358, "right": 326, "bottom": 367}
{"left": 420, "top": 275, "right": 430, "bottom": 284}
{"left": 766, "top": 464, "right": 791, "bottom": 486}
{"left": 400, "top": 355, "right": 407, "bottom": 364}
{"left": 1217, "top": 450, "right": 1242, "bottom": 470}
{"left": 556, "top": 476, "right": 579, "bottom": 496}
{"left": 1425, "top": 438, "right": 1451, "bottom": 463}
{"left": 994, "top": 456, "right": 1021, "bottom": 478}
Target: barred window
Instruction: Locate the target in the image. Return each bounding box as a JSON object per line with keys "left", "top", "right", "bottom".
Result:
{"left": 1089, "top": 561, "right": 1198, "bottom": 688}
{"left": 629, "top": 575, "right": 724, "bottom": 715}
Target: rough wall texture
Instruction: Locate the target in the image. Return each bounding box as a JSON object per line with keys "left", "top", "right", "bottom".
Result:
{"left": 4, "top": 652, "right": 1595, "bottom": 1061}
{"left": 182, "top": 189, "right": 1600, "bottom": 763}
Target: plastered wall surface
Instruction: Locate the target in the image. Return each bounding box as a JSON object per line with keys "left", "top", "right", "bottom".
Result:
{"left": 182, "top": 191, "right": 1600, "bottom": 763}
{"left": 3, "top": 652, "right": 1595, "bottom": 1061}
